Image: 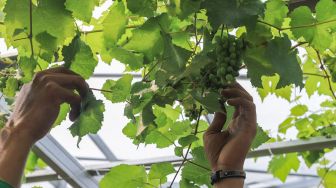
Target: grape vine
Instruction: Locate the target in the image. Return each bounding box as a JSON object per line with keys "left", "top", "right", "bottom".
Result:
{"left": 0, "top": 0, "right": 336, "bottom": 187}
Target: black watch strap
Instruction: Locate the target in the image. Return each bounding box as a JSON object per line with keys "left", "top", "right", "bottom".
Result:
{"left": 211, "top": 170, "right": 246, "bottom": 185}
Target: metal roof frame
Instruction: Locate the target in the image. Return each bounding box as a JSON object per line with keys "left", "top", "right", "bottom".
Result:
{"left": 28, "top": 135, "right": 336, "bottom": 184}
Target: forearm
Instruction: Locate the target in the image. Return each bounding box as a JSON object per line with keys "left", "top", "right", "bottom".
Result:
{"left": 214, "top": 179, "right": 244, "bottom": 188}
{"left": 0, "top": 124, "right": 34, "bottom": 188}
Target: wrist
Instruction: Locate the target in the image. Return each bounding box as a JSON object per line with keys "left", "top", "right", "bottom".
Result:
{"left": 1, "top": 122, "right": 35, "bottom": 151}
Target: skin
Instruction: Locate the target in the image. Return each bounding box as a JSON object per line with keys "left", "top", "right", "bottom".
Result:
{"left": 0, "top": 69, "right": 256, "bottom": 188}
{"left": 203, "top": 83, "right": 257, "bottom": 188}
{"left": 0, "top": 68, "right": 88, "bottom": 188}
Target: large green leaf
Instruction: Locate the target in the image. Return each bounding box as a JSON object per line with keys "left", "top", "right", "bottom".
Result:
{"left": 69, "top": 91, "right": 105, "bottom": 145}
{"left": 103, "top": 2, "right": 128, "bottom": 47}
{"left": 101, "top": 74, "right": 133, "bottom": 103}
{"left": 124, "top": 16, "right": 164, "bottom": 61}
{"left": 251, "top": 125, "right": 270, "bottom": 149}
{"left": 161, "top": 33, "right": 192, "bottom": 74}
{"left": 148, "top": 162, "right": 175, "bottom": 183}
{"left": 126, "top": 0, "right": 157, "bottom": 17}
{"left": 63, "top": 35, "right": 98, "bottom": 79}
{"left": 244, "top": 36, "right": 303, "bottom": 88}
{"left": 202, "top": 0, "right": 263, "bottom": 29}
{"left": 263, "top": 0, "right": 288, "bottom": 28}
{"left": 290, "top": 0, "right": 336, "bottom": 51}
{"left": 65, "top": 0, "right": 99, "bottom": 22}
{"left": 100, "top": 164, "right": 147, "bottom": 188}
{"left": 268, "top": 153, "right": 300, "bottom": 182}
{"left": 181, "top": 146, "right": 211, "bottom": 187}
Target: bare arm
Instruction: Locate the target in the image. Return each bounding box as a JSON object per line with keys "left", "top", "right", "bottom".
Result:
{"left": 0, "top": 68, "right": 88, "bottom": 187}
{"left": 203, "top": 83, "right": 257, "bottom": 188}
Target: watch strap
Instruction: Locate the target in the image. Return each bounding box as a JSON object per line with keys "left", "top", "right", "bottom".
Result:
{"left": 211, "top": 170, "right": 246, "bottom": 185}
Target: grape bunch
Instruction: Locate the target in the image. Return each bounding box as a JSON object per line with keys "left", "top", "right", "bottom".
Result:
{"left": 199, "top": 35, "right": 245, "bottom": 91}
{"left": 185, "top": 104, "right": 200, "bottom": 120}
{"left": 0, "top": 67, "right": 19, "bottom": 90}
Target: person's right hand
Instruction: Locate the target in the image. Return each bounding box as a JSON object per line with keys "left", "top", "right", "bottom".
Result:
{"left": 204, "top": 83, "right": 257, "bottom": 172}
{"left": 5, "top": 67, "right": 89, "bottom": 143}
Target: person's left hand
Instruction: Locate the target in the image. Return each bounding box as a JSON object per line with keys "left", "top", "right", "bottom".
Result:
{"left": 5, "top": 67, "right": 89, "bottom": 143}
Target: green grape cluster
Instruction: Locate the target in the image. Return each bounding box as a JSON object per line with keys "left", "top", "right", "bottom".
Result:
{"left": 199, "top": 35, "right": 245, "bottom": 91}
{"left": 185, "top": 104, "right": 200, "bottom": 120}
{"left": 0, "top": 67, "right": 18, "bottom": 90}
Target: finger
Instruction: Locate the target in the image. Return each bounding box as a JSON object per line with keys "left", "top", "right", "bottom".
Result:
{"left": 221, "top": 88, "right": 253, "bottom": 101}
{"left": 39, "top": 74, "right": 89, "bottom": 97}
{"left": 227, "top": 97, "right": 256, "bottom": 113}
{"left": 51, "top": 83, "right": 82, "bottom": 121}
{"left": 206, "top": 112, "right": 227, "bottom": 134}
{"left": 44, "top": 67, "right": 80, "bottom": 76}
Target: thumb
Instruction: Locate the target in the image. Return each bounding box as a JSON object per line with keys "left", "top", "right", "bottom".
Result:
{"left": 206, "top": 112, "right": 227, "bottom": 134}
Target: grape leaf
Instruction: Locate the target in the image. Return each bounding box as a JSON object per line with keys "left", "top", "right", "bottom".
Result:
{"left": 290, "top": 104, "right": 308, "bottom": 116}
{"left": 251, "top": 125, "right": 271, "bottom": 149}
{"left": 178, "top": 135, "right": 199, "bottom": 147}
{"left": 191, "top": 92, "right": 224, "bottom": 113}
{"left": 126, "top": 0, "right": 157, "bottom": 17}
{"left": 108, "top": 47, "right": 143, "bottom": 70}
{"left": 101, "top": 74, "right": 133, "bottom": 103}
{"left": 100, "top": 164, "right": 147, "bottom": 188}
{"left": 3, "top": 0, "right": 30, "bottom": 41}
{"left": 65, "top": 0, "right": 99, "bottom": 23}
{"left": 33, "top": 0, "right": 75, "bottom": 43}
{"left": 318, "top": 168, "right": 336, "bottom": 188}
{"left": 263, "top": 0, "right": 288, "bottom": 28}
{"left": 202, "top": 0, "right": 263, "bottom": 29}
{"left": 69, "top": 91, "right": 105, "bottom": 146}
{"left": 301, "top": 150, "right": 324, "bottom": 168}
{"left": 53, "top": 103, "right": 70, "bottom": 127}
{"left": 167, "top": 0, "right": 202, "bottom": 20}
{"left": 3, "top": 78, "right": 18, "bottom": 97}
{"left": 63, "top": 35, "right": 98, "bottom": 79}
{"left": 257, "top": 74, "right": 292, "bottom": 102}
{"left": 244, "top": 36, "right": 303, "bottom": 88}
{"left": 148, "top": 162, "right": 175, "bottom": 183}
{"left": 181, "top": 146, "right": 211, "bottom": 187}
{"left": 290, "top": 0, "right": 336, "bottom": 51}
{"left": 268, "top": 153, "right": 300, "bottom": 182}
{"left": 124, "top": 17, "right": 164, "bottom": 61}
{"left": 278, "top": 117, "right": 294, "bottom": 134}
{"left": 103, "top": 1, "right": 128, "bottom": 47}
{"left": 161, "top": 33, "right": 192, "bottom": 74}
{"left": 18, "top": 56, "right": 37, "bottom": 83}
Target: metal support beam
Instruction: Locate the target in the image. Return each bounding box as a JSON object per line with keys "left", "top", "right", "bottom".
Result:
{"left": 247, "top": 136, "right": 336, "bottom": 158}
{"left": 88, "top": 134, "right": 119, "bottom": 161}
{"left": 272, "top": 178, "right": 319, "bottom": 188}
{"left": 28, "top": 135, "right": 336, "bottom": 182}
{"left": 32, "top": 134, "right": 99, "bottom": 188}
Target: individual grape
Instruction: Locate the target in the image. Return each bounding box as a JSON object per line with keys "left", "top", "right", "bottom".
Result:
{"left": 226, "top": 74, "right": 234, "bottom": 82}
{"left": 196, "top": 34, "right": 246, "bottom": 92}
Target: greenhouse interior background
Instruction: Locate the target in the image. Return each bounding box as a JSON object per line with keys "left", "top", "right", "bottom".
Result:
{"left": 1, "top": 0, "right": 336, "bottom": 187}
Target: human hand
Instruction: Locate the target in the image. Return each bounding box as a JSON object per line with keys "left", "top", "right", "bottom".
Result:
{"left": 5, "top": 67, "right": 88, "bottom": 143}
{"left": 204, "top": 83, "right": 256, "bottom": 172}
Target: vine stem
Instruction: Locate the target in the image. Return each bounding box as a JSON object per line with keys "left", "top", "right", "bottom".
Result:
{"left": 257, "top": 19, "right": 336, "bottom": 32}
{"left": 90, "top": 87, "right": 113, "bottom": 93}
{"left": 303, "top": 72, "right": 328, "bottom": 78}
{"left": 142, "top": 60, "right": 160, "bottom": 82}
{"left": 290, "top": 42, "right": 308, "bottom": 50}
{"left": 186, "top": 159, "right": 211, "bottom": 171}
{"left": 169, "top": 106, "right": 203, "bottom": 188}
{"left": 318, "top": 161, "right": 336, "bottom": 188}
{"left": 13, "top": 36, "right": 29, "bottom": 42}
{"left": 29, "top": 0, "right": 34, "bottom": 57}
{"left": 315, "top": 49, "right": 336, "bottom": 100}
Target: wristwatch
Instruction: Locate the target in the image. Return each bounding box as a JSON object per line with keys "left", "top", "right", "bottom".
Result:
{"left": 211, "top": 170, "right": 246, "bottom": 185}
